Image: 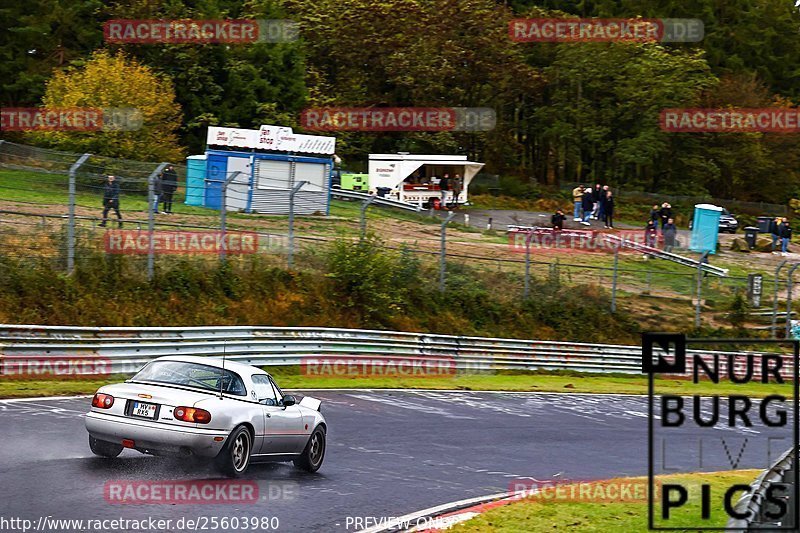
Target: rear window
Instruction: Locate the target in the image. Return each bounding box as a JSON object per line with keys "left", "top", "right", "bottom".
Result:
{"left": 131, "top": 361, "right": 247, "bottom": 396}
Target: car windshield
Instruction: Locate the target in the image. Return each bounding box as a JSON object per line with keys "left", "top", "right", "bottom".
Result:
{"left": 131, "top": 361, "right": 247, "bottom": 396}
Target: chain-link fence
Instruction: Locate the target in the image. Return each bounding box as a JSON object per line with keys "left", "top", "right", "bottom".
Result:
{"left": 2, "top": 140, "right": 790, "bottom": 330}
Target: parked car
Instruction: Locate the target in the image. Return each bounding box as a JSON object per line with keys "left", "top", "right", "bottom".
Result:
{"left": 85, "top": 356, "right": 327, "bottom": 476}
{"left": 688, "top": 209, "right": 739, "bottom": 233}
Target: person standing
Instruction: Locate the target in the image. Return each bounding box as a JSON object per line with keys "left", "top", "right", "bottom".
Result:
{"left": 770, "top": 217, "right": 782, "bottom": 253}
{"left": 603, "top": 191, "right": 615, "bottom": 229}
{"left": 552, "top": 209, "right": 566, "bottom": 230}
{"left": 659, "top": 202, "right": 673, "bottom": 229}
{"left": 161, "top": 164, "right": 178, "bottom": 214}
{"left": 572, "top": 184, "right": 584, "bottom": 221}
{"left": 597, "top": 185, "right": 609, "bottom": 222}
{"left": 662, "top": 218, "right": 677, "bottom": 252}
{"left": 452, "top": 174, "right": 463, "bottom": 206}
{"left": 439, "top": 173, "right": 450, "bottom": 206}
{"left": 152, "top": 171, "right": 163, "bottom": 214}
{"left": 645, "top": 219, "right": 658, "bottom": 248}
{"left": 581, "top": 187, "right": 594, "bottom": 225}
{"left": 649, "top": 204, "right": 660, "bottom": 227}
{"left": 100, "top": 175, "right": 122, "bottom": 228}
{"left": 781, "top": 219, "right": 792, "bottom": 256}
{"left": 591, "top": 183, "right": 602, "bottom": 219}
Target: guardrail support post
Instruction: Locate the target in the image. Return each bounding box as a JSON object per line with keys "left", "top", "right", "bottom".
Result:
{"left": 785, "top": 263, "right": 800, "bottom": 339}
{"left": 220, "top": 171, "right": 243, "bottom": 263}
{"left": 287, "top": 181, "right": 307, "bottom": 269}
{"left": 67, "top": 153, "right": 91, "bottom": 274}
{"left": 146, "top": 163, "right": 169, "bottom": 280}
{"left": 439, "top": 212, "right": 456, "bottom": 292}
{"left": 771, "top": 260, "right": 790, "bottom": 338}
{"left": 359, "top": 195, "right": 376, "bottom": 239}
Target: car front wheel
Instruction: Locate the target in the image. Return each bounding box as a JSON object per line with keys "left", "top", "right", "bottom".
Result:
{"left": 293, "top": 426, "right": 326, "bottom": 473}
{"left": 216, "top": 426, "right": 252, "bottom": 477}
{"left": 89, "top": 435, "right": 123, "bottom": 458}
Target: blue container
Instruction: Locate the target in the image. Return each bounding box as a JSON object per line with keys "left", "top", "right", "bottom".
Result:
{"left": 204, "top": 153, "right": 228, "bottom": 209}
{"left": 184, "top": 155, "right": 206, "bottom": 206}
{"left": 689, "top": 204, "right": 723, "bottom": 254}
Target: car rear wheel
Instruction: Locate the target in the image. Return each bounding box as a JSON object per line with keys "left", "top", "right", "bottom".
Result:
{"left": 216, "top": 425, "right": 252, "bottom": 477}
{"left": 293, "top": 426, "right": 326, "bottom": 473}
{"left": 89, "top": 435, "right": 123, "bottom": 458}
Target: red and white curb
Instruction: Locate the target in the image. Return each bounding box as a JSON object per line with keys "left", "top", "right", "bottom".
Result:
{"left": 356, "top": 490, "right": 528, "bottom": 533}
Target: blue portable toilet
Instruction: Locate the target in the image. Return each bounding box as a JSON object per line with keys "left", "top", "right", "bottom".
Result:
{"left": 204, "top": 153, "right": 229, "bottom": 210}
{"left": 184, "top": 155, "right": 206, "bottom": 206}
{"left": 690, "top": 203, "right": 723, "bottom": 254}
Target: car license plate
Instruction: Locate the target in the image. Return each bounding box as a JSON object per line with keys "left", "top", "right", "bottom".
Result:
{"left": 131, "top": 401, "right": 157, "bottom": 419}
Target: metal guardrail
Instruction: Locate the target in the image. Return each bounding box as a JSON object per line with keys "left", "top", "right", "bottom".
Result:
{"left": 506, "top": 226, "right": 728, "bottom": 277}
{"left": 0, "top": 325, "right": 791, "bottom": 378}
{"left": 728, "top": 447, "right": 796, "bottom": 530}
{"left": 604, "top": 234, "right": 729, "bottom": 277}
{"left": 331, "top": 189, "right": 422, "bottom": 212}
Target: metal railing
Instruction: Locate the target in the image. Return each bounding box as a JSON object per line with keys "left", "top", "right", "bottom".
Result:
{"left": 0, "top": 325, "right": 790, "bottom": 378}
{"left": 331, "top": 188, "right": 422, "bottom": 212}
{"left": 728, "top": 446, "right": 797, "bottom": 530}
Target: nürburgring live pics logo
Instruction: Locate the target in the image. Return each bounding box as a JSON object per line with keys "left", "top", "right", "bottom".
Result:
{"left": 643, "top": 333, "right": 799, "bottom": 530}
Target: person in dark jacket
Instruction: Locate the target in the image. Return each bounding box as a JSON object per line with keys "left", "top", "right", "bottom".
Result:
{"left": 659, "top": 202, "right": 673, "bottom": 229}
{"left": 781, "top": 220, "right": 792, "bottom": 255}
{"left": 645, "top": 219, "right": 658, "bottom": 248}
{"left": 581, "top": 188, "right": 594, "bottom": 225}
{"left": 770, "top": 217, "right": 782, "bottom": 252}
{"left": 649, "top": 204, "right": 660, "bottom": 227}
{"left": 161, "top": 165, "right": 178, "bottom": 214}
{"left": 552, "top": 209, "right": 566, "bottom": 230}
{"left": 603, "top": 191, "right": 614, "bottom": 229}
{"left": 152, "top": 172, "right": 163, "bottom": 214}
{"left": 662, "top": 218, "right": 677, "bottom": 252}
{"left": 591, "top": 183, "right": 602, "bottom": 219}
{"left": 439, "top": 173, "right": 450, "bottom": 206}
{"left": 597, "top": 185, "right": 610, "bottom": 222}
{"left": 100, "top": 175, "right": 122, "bottom": 228}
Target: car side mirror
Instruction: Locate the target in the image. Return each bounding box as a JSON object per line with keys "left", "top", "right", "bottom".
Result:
{"left": 282, "top": 395, "right": 297, "bottom": 407}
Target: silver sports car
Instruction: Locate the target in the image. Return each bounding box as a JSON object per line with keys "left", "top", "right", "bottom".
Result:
{"left": 85, "top": 356, "right": 326, "bottom": 476}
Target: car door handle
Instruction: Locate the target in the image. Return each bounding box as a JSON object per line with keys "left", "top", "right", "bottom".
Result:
{"left": 265, "top": 413, "right": 271, "bottom": 418}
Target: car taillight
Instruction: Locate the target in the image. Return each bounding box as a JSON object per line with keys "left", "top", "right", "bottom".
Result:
{"left": 174, "top": 406, "right": 212, "bottom": 424}
{"left": 92, "top": 393, "right": 114, "bottom": 409}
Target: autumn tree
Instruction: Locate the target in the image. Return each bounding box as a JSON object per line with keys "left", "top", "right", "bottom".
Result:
{"left": 26, "top": 50, "right": 183, "bottom": 161}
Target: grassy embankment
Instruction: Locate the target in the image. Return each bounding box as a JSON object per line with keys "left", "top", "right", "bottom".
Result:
{"left": 450, "top": 470, "right": 760, "bottom": 532}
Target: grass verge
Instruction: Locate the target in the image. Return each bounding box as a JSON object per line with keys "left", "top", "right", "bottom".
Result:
{"left": 450, "top": 470, "right": 758, "bottom": 532}
{"left": 0, "top": 369, "right": 792, "bottom": 399}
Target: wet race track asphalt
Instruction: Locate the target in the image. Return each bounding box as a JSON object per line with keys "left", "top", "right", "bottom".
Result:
{"left": 0, "top": 390, "right": 790, "bottom": 532}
